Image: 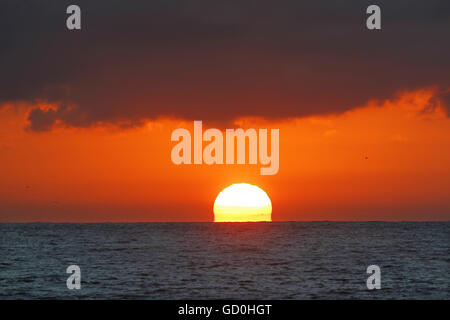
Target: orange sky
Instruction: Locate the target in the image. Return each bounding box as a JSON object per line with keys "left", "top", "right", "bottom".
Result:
{"left": 0, "top": 88, "right": 449, "bottom": 222}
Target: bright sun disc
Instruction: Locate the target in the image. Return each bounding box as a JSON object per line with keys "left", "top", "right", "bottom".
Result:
{"left": 213, "top": 183, "right": 272, "bottom": 222}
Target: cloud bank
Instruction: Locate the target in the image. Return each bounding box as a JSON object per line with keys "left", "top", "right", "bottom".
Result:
{"left": 0, "top": 0, "right": 449, "bottom": 131}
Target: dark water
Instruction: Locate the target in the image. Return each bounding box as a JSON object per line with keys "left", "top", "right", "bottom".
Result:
{"left": 0, "top": 222, "right": 448, "bottom": 299}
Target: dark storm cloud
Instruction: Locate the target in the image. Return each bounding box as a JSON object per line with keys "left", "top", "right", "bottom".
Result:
{"left": 0, "top": 0, "right": 449, "bottom": 131}
{"left": 26, "top": 107, "right": 59, "bottom": 132}
{"left": 434, "top": 90, "right": 450, "bottom": 109}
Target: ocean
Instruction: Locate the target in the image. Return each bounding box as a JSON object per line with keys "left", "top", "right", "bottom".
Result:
{"left": 0, "top": 222, "right": 448, "bottom": 299}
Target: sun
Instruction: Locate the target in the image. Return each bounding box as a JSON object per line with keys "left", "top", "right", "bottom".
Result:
{"left": 213, "top": 183, "right": 272, "bottom": 222}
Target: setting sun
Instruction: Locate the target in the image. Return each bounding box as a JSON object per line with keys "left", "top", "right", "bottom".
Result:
{"left": 213, "top": 183, "right": 272, "bottom": 222}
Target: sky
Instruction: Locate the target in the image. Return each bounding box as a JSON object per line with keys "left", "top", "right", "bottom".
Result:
{"left": 0, "top": 0, "right": 449, "bottom": 221}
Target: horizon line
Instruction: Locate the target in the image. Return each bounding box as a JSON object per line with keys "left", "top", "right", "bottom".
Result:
{"left": 1, "top": 220, "right": 448, "bottom": 224}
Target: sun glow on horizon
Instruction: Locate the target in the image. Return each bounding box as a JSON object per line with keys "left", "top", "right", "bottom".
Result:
{"left": 213, "top": 183, "right": 272, "bottom": 222}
